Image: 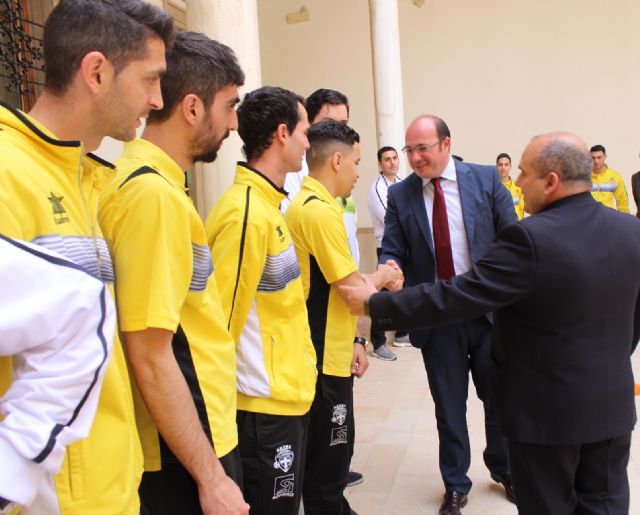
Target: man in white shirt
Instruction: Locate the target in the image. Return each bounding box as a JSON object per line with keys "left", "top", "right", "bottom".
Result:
{"left": 366, "top": 146, "right": 411, "bottom": 361}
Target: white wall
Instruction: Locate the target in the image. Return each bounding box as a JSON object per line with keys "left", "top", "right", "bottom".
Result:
{"left": 258, "top": 0, "right": 640, "bottom": 221}
{"left": 257, "top": 0, "right": 380, "bottom": 227}
{"left": 398, "top": 0, "right": 640, "bottom": 199}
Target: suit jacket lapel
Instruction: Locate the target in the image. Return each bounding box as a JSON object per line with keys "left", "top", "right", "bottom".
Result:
{"left": 456, "top": 162, "right": 476, "bottom": 246}
{"left": 407, "top": 173, "right": 435, "bottom": 257}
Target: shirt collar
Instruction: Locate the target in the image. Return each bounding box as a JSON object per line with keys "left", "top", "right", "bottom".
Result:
{"left": 421, "top": 155, "right": 456, "bottom": 187}
{"left": 121, "top": 138, "right": 186, "bottom": 191}
{"left": 301, "top": 175, "right": 341, "bottom": 210}
{"left": 235, "top": 162, "right": 287, "bottom": 206}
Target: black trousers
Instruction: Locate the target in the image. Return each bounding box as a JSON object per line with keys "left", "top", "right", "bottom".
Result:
{"left": 420, "top": 317, "right": 509, "bottom": 494}
{"left": 139, "top": 446, "right": 243, "bottom": 515}
{"left": 508, "top": 433, "right": 631, "bottom": 515}
{"left": 237, "top": 410, "right": 309, "bottom": 515}
{"left": 303, "top": 373, "right": 354, "bottom": 515}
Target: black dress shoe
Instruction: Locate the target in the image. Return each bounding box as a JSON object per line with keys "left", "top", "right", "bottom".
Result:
{"left": 490, "top": 472, "right": 517, "bottom": 504}
{"left": 438, "top": 491, "right": 468, "bottom": 515}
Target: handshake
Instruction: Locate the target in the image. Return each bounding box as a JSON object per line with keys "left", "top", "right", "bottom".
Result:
{"left": 378, "top": 259, "right": 404, "bottom": 292}
{"left": 338, "top": 260, "right": 404, "bottom": 316}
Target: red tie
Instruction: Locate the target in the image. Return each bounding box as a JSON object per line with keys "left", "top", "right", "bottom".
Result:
{"left": 431, "top": 177, "right": 455, "bottom": 280}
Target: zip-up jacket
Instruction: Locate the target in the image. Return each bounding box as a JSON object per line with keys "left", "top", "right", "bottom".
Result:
{"left": 501, "top": 178, "right": 525, "bottom": 220}
{"left": 591, "top": 166, "right": 629, "bottom": 213}
{"left": 0, "top": 101, "right": 142, "bottom": 514}
{"left": 0, "top": 236, "right": 115, "bottom": 508}
{"left": 205, "top": 163, "right": 317, "bottom": 416}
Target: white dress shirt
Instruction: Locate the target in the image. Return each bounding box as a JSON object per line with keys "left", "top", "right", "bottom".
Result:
{"left": 281, "top": 161, "right": 308, "bottom": 213}
{"left": 421, "top": 156, "right": 472, "bottom": 278}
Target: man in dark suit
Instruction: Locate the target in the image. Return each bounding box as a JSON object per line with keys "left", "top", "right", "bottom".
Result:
{"left": 343, "top": 132, "right": 640, "bottom": 515}
{"left": 378, "top": 115, "right": 516, "bottom": 513}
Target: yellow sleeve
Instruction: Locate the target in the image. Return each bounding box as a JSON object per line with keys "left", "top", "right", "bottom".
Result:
{"left": 614, "top": 175, "right": 630, "bottom": 213}
{"left": 0, "top": 200, "right": 25, "bottom": 239}
{"left": 301, "top": 205, "right": 357, "bottom": 284}
{"left": 208, "top": 216, "right": 267, "bottom": 342}
{"left": 100, "top": 175, "right": 192, "bottom": 332}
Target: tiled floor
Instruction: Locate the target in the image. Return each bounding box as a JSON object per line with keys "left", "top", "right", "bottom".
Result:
{"left": 344, "top": 328, "right": 640, "bottom": 515}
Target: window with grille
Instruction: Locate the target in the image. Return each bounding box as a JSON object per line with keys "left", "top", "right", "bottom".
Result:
{"left": 0, "top": 0, "right": 54, "bottom": 110}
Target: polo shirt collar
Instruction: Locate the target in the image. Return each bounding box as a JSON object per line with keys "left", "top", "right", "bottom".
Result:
{"left": 301, "top": 176, "right": 341, "bottom": 211}
{"left": 235, "top": 162, "right": 287, "bottom": 206}
{"left": 121, "top": 138, "right": 186, "bottom": 191}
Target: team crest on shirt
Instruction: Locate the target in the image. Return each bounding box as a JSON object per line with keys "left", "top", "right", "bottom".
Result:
{"left": 331, "top": 404, "right": 347, "bottom": 425}
{"left": 275, "top": 224, "right": 285, "bottom": 243}
{"left": 273, "top": 444, "right": 294, "bottom": 473}
{"left": 273, "top": 473, "right": 295, "bottom": 499}
{"left": 47, "top": 191, "right": 69, "bottom": 225}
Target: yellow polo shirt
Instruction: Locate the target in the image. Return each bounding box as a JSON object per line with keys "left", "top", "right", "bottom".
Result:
{"left": 285, "top": 176, "right": 358, "bottom": 377}
{"left": 99, "top": 138, "right": 238, "bottom": 469}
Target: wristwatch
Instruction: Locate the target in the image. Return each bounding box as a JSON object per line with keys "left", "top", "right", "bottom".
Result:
{"left": 353, "top": 336, "right": 367, "bottom": 346}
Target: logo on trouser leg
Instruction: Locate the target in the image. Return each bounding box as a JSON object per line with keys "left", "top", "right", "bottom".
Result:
{"left": 273, "top": 444, "right": 294, "bottom": 473}
{"left": 331, "top": 404, "right": 347, "bottom": 425}
{"left": 330, "top": 425, "right": 348, "bottom": 446}
{"left": 273, "top": 474, "right": 295, "bottom": 499}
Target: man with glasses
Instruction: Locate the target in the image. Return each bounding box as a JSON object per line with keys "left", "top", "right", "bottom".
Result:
{"left": 379, "top": 115, "right": 516, "bottom": 514}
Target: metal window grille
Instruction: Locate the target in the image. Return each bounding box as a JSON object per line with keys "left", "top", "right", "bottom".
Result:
{"left": 0, "top": 0, "right": 51, "bottom": 110}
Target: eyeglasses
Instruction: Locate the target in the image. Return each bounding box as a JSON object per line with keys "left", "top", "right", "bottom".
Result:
{"left": 402, "top": 140, "right": 443, "bottom": 155}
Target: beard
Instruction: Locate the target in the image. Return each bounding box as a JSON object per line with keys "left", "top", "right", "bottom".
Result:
{"left": 193, "top": 146, "right": 219, "bottom": 164}
{"left": 191, "top": 115, "right": 229, "bottom": 164}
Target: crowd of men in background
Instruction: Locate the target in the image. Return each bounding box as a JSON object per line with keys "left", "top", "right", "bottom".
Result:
{"left": 0, "top": 1, "right": 638, "bottom": 515}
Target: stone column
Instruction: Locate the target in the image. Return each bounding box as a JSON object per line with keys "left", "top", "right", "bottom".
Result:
{"left": 186, "top": 0, "right": 262, "bottom": 218}
{"left": 368, "top": 0, "right": 407, "bottom": 178}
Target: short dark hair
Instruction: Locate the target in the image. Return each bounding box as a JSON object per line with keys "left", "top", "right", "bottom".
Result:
{"left": 590, "top": 144, "right": 606, "bottom": 154}
{"left": 533, "top": 137, "right": 592, "bottom": 183}
{"left": 496, "top": 152, "right": 511, "bottom": 164}
{"left": 377, "top": 146, "right": 397, "bottom": 162}
{"left": 305, "top": 89, "right": 349, "bottom": 123}
{"left": 44, "top": 0, "right": 174, "bottom": 96}
{"left": 147, "top": 31, "right": 245, "bottom": 124}
{"left": 306, "top": 120, "right": 360, "bottom": 170}
{"left": 237, "top": 86, "right": 304, "bottom": 162}
{"left": 430, "top": 115, "right": 451, "bottom": 140}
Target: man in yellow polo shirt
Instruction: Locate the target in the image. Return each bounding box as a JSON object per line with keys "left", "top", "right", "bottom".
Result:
{"left": 98, "top": 32, "right": 248, "bottom": 515}
{"left": 285, "top": 120, "right": 402, "bottom": 514}
{"left": 206, "top": 86, "right": 318, "bottom": 515}
{"left": 590, "top": 144, "right": 629, "bottom": 212}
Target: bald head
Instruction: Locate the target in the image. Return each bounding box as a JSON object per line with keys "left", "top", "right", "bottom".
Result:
{"left": 406, "top": 115, "right": 451, "bottom": 141}
{"left": 403, "top": 115, "right": 451, "bottom": 179}
{"left": 527, "top": 132, "right": 592, "bottom": 183}
{"left": 517, "top": 132, "right": 592, "bottom": 215}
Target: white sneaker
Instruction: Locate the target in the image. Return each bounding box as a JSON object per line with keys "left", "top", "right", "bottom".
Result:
{"left": 392, "top": 334, "right": 412, "bottom": 347}
{"left": 373, "top": 345, "right": 397, "bottom": 361}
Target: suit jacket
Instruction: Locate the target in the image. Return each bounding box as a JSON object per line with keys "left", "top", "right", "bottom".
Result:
{"left": 379, "top": 160, "right": 516, "bottom": 344}
{"left": 371, "top": 192, "right": 640, "bottom": 445}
